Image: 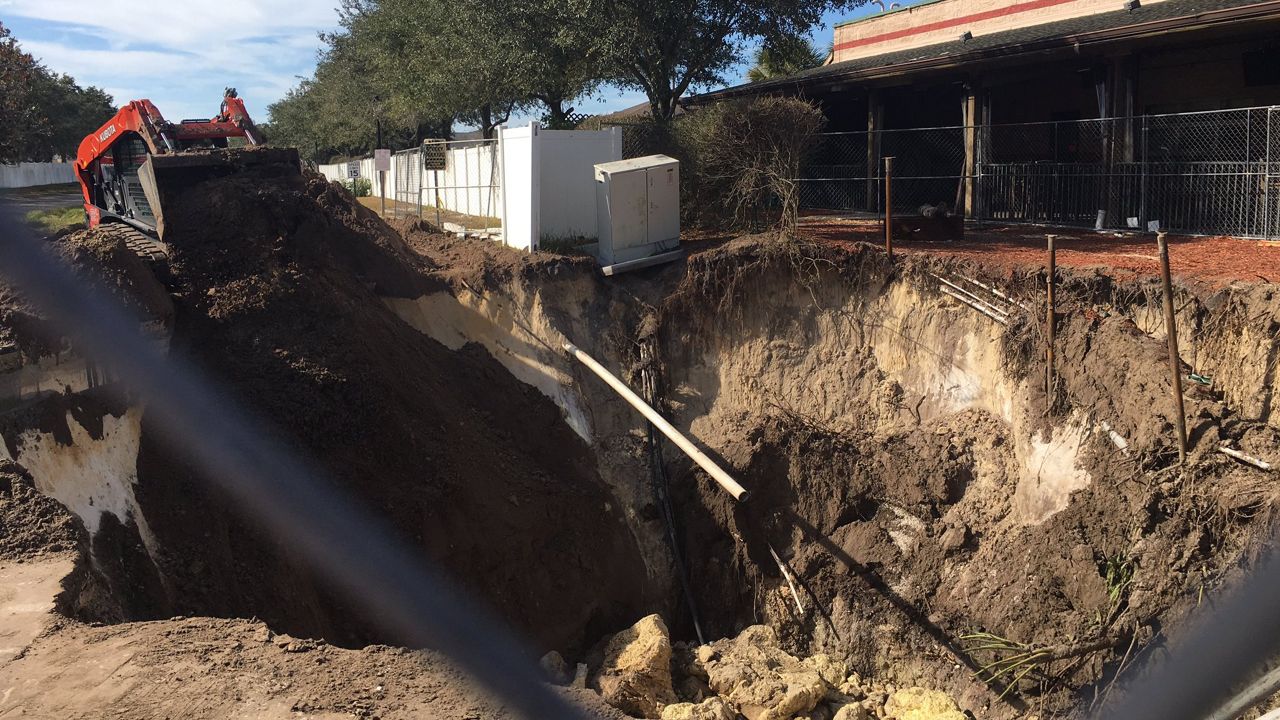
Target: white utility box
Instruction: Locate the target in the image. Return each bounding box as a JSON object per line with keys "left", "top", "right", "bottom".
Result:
{"left": 594, "top": 155, "right": 682, "bottom": 273}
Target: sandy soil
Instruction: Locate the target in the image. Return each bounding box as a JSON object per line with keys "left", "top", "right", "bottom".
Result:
{"left": 0, "top": 589, "right": 626, "bottom": 719}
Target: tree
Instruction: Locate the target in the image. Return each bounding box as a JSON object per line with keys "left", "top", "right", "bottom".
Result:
{"left": 345, "top": 0, "right": 531, "bottom": 139}
{"left": 483, "top": 0, "right": 605, "bottom": 128}
{"left": 576, "top": 0, "right": 853, "bottom": 124}
{"left": 0, "top": 22, "right": 42, "bottom": 162}
{"left": 747, "top": 35, "right": 827, "bottom": 82}
{"left": 29, "top": 71, "right": 116, "bottom": 160}
{"left": 0, "top": 22, "right": 115, "bottom": 163}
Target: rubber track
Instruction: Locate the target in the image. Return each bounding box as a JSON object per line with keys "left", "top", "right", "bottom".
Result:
{"left": 99, "top": 223, "right": 169, "bottom": 265}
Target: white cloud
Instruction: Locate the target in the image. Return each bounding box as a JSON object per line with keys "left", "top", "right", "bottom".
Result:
{"left": 4, "top": 0, "right": 337, "bottom": 47}
{"left": 7, "top": 0, "right": 338, "bottom": 121}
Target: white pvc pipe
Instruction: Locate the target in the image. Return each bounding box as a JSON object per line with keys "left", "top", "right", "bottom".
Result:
{"left": 939, "top": 286, "right": 1009, "bottom": 325}
{"left": 563, "top": 342, "right": 750, "bottom": 502}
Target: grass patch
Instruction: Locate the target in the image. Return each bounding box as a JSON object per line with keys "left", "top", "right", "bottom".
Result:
{"left": 25, "top": 205, "right": 85, "bottom": 234}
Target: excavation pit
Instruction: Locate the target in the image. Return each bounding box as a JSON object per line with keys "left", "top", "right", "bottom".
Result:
{"left": 2, "top": 167, "right": 1279, "bottom": 719}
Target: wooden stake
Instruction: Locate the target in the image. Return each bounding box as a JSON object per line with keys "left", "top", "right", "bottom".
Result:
{"left": 1045, "top": 234, "right": 1057, "bottom": 405}
{"left": 1157, "top": 231, "right": 1188, "bottom": 464}
{"left": 884, "top": 156, "right": 895, "bottom": 258}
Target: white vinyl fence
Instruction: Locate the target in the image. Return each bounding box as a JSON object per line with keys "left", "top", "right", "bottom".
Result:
{"left": 320, "top": 124, "right": 622, "bottom": 252}
{"left": 0, "top": 162, "right": 76, "bottom": 188}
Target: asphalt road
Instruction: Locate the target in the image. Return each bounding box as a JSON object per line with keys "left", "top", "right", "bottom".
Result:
{"left": 0, "top": 183, "right": 82, "bottom": 214}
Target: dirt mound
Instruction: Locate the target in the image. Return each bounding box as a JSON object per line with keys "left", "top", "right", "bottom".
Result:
{"left": 0, "top": 614, "right": 631, "bottom": 719}
{"left": 39, "top": 161, "right": 650, "bottom": 656}
{"left": 0, "top": 460, "right": 78, "bottom": 560}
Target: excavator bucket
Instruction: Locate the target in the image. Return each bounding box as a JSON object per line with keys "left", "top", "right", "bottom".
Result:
{"left": 137, "top": 147, "right": 301, "bottom": 242}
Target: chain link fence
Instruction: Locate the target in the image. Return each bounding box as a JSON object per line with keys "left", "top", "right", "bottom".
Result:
{"left": 391, "top": 139, "right": 503, "bottom": 236}
{"left": 798, "top": 105, "right": 1280, "bottom": 239}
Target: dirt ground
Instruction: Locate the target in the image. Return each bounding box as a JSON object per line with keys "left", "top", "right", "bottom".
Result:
{"left": 0, "top": 607, "right": 628, "bottom": 719}
{"left": 799, "top": 214, "right": 1280, "bottom": 289}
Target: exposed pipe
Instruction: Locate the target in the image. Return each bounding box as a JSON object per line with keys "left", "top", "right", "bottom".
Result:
{"left": 563, "top": 342, "right": 750, "bottom": 502}
{"left": 930, "top": 273, "right": 1011, "bottom": 320}
{"left": 939, "top": 286, "right": 1009, "bottom": 325}
{"left": 768, "top": 541, "right": 806, "bottom": 615}
{"left": 959, "top": 274, "right": 1032, "bottom": 312}
{"left": 1219, "top": 446, "right": 1274, "bottom": 472}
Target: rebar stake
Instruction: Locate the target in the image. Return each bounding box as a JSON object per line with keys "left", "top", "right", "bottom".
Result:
{"left": 884, "top": 156, "right": 895, "bottom": 259}
{"left": 1157, "top": 231, "right": 1188, "bottom": 464}
{"left": 1045, "top": 234, "right": 1057, "bottom": 408}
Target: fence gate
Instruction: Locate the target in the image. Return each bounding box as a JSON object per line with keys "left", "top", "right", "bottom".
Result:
{"left": 392, "top": 138, "right": 503, "bottom": 241}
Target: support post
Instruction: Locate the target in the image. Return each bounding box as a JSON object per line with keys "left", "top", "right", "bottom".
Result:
{"left": 563, "top": 342, "right": 750, "bottom": 502}
{"left": 1157, "top": 231, "right": 1188, "bottom": 464}
{"left": 1046, "top": 234, "right": 1057, "bottom": 404}
{"left": 866, "top": 90, "right": 883, "bottom": 214}
{"left": 962, "top": 85, "right": 978, "bottom": 218}
{"left": 884, "top": 156, "right": 895, "bottom": 258}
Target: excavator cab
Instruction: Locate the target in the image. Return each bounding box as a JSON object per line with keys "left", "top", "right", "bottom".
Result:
{"left": 75, "top": 94, "right": 298, "bottom": 247}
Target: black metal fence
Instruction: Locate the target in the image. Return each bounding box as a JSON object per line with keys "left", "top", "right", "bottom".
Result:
{"left": 799, "top": 105, "right": 1280, "bottom": 239}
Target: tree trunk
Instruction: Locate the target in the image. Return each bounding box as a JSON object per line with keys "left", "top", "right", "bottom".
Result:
{"left": 480, "top": 104, "right": 496, "bottom": 139}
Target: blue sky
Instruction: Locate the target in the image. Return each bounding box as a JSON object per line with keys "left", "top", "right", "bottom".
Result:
{"left": 1, "top": 2, "right": 879, "bottom": 130}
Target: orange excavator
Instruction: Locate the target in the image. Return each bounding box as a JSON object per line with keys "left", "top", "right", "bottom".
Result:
{"left": 74, "top": 88, "right": 298, "bottom": 259}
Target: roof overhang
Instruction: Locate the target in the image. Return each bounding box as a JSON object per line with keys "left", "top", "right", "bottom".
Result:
{"left": 691, "top": 0, "right": 1280, "bottom": 103}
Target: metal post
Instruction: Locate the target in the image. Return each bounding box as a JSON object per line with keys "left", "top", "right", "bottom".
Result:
{"left": 1266, "top": 108, "right": 1274, "bottom": 240}
{"left": 1157, "top": 231, "right": 1188, "bottom": 464}
{"left": 417, "top": 146, "right": 424, "bottom": 221}
{"left": 434, "top": 166, "right": 443, "bottom": 230}
{"left": 1045, "top": 234, "right": 1057, "bottom": 405}
{"left": 1140, "top": 116, "right": 1149, "bottom": 227}
{"left": 377, "top": 117, "right": 386, "bottom": 218}
{"left": 884, "top": 156, "right": 895, "bottom": 258}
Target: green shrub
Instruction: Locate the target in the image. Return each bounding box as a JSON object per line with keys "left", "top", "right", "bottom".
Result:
{"left": 680, "top": 96, "right": 825, "bottom": 234}
{"left": 350, "top": 177, "right": 373, "bottom": 197}
{"left": 616, "top": 97, "right": 826, "bottom": 234}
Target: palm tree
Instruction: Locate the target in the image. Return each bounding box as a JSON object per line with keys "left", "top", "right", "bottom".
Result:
{"left": 747, "top": 35, "right": 828, "bottom": 82}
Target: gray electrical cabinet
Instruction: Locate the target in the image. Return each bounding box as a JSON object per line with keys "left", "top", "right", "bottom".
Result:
{"left": 594, "top": 155, "right": 681, "bottom": 273}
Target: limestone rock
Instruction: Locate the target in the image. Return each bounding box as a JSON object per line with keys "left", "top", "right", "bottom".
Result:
{"left": 702, "top": 625, "right": 826, "bottom": 720}
{"left": 592, "top": 614, "right": 677, "bottom": 718}
{"left": 883, "top": 687, "right": 965, "bottom": 720}
{"left": 660, "top": 697, "right": 737, "bottom": 720}
{"left": 939, "top": 525, "right": 967, "bottom": 553}
{"left": 803, "top": 654, "right": 849, "bottom": 689}
{"left": 832, "top": 703, "right": 870, "bottom": 720}
{"left": 539, "top": 650, "right": 571, "bottom": 685}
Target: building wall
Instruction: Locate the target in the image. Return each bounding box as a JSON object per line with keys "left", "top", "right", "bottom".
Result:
{"left": 833, "top": 0, "right": 1171, "bottom": 63}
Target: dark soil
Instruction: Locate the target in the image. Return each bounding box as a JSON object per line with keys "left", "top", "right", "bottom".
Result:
{"left": 0, "top": 459, "right": 78, "bottom": 560}
{"left": 51, "top": 160, "right": 650, "bottom": 656}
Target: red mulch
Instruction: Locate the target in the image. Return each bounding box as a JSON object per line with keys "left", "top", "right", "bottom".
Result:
{"left": 799, "top": 215, "right": 1280, "bottom": 289}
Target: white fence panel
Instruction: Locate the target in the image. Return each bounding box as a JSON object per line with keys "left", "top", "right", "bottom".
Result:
{"left": 0, "top": 162, "right": 76, "bottom": 188}
{"left": 537, "top": 128, "right": 622, "bottom": 239}
{"left": 500, "top": 126, "right": 537, "bottom": 251}
{"left": 318, "top": 124, "right": 622, "bottom": 252}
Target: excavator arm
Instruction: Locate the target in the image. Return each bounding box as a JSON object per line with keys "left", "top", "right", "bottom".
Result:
{"left": 74, "top": 91, "right": 294, "bottom": 243}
